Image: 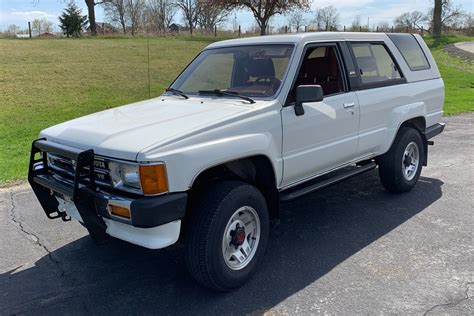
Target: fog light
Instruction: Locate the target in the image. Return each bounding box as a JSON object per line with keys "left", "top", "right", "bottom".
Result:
{"left": 109, "top": 204, "right": 131, "bottom": 219}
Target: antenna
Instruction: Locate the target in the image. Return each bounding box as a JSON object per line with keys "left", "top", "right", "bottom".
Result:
{"left": 146, "top": 22, "right": 151, "bottom": 99}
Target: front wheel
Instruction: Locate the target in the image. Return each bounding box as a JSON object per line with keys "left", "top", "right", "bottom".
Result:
{"left": 378, "top": 126, "right": 425, "bottom": 193}
{"left": 185, "top": 181, "right": 269, "bottom": 291}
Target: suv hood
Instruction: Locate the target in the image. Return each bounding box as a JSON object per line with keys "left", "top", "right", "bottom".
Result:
{"left": 40, "top": 97, "right": 252, "bottom": 161}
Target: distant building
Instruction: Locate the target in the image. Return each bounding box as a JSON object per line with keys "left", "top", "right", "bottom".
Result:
{"left": 169, "top": 23, "right": 189, "bottom": 33}
{"left": 39, "top": 32, "right": 55, "bottom": 37}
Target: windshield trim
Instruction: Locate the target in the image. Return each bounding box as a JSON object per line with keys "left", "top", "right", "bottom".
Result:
{"left": 168, "top": 43, "right": 297, "bottom": 102}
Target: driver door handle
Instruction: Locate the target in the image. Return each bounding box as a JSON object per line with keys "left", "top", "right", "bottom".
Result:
{"left": 343, "top": 102, "right": 355, "bottom": 109}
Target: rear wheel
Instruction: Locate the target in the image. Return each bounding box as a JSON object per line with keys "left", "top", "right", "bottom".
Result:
{"left": 378, "top": 126, "right": 424, "bottom": 193}
{"left": 185, "top": 181, "right": 269, "bottom": 291}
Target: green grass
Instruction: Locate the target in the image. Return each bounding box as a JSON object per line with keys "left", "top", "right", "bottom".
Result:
{"left": 423, "top": 35, "right": 474, "bottom": 115}
{"left": 0, "top": 35, "right": 473, "bottom": 186}
{"left": 0, "top": 37, "right": 208, "bottom": 186}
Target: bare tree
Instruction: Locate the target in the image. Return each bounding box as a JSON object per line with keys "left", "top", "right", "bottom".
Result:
{"left": 85, "top": 0, "right": 100, "bottom": 35}
{"left": 394, "top": 11, "right": 426, "bottom": 32}
{"left": 350, "top": 15, "right": 361, "bottom": 31}
{"left": 314, "top": 8, "right": 323, "bottom": 31}
{"left": 376, "top": 21, "right": 390, "bottom": 32}
{"left": 439, "top": 0, "right": 466, "bottom": 29}
{"left": 430, "top": 0, "right": 465, "bottom": 36}
{"left": 126, "top": 0, "right": 145, "bottom": 35}
{"left": 433, "top": 0, "right": 442, "bottom": 37}
{"left": 463, "top": 14, "right": 474, "bottom": 36}
{"left": 315, "top": 5, "right": 339, "bottom": 31}
{"left": 31, "top": 18, "right": 53, "bottom": 35}
{"left": 287, "top": 7, "right": 306, "bottom": 32}
{"left": 212, "top": 0, "right": 310, "bottom": 36}
{"left": 6, "top": 24, "right": 21, "bottom": 36}
{"left": 148, "top": 0, "right": 177, "bottom": 32}
{"left": 177, "top": 0, "right": 200, "bottom": 34}
{"left": 103, "top": 0, "right": 127, "bottom": 34}
{"left": 197, "top": 1, "right": 229, "bottom": 33}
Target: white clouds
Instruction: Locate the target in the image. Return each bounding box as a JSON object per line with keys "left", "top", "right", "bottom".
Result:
{"left": 309, "top": 0, "right": 438, "bottom": 27}
{"left": 311, "top": 0, "right": 373, "bottom": 10}
{"left": 0, "top": 10, "right": 56, "bottom": 29}
{"left": 11, "top": 10, "right": 55, "bottom": 19}
{"left": 0, "top": 9, "right": 58, "bottom": 30}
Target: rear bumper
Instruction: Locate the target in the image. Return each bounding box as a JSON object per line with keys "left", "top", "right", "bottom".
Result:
{"left": 425, "top": 123, "right": 445, "bottom": 140}
{"left": 28, "top": 139, "right": 186, "bottom": 248}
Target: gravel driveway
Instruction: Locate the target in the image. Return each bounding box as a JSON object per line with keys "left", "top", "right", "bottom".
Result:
{"left": 1, "top": 114, "right": 473, "bottom": 315}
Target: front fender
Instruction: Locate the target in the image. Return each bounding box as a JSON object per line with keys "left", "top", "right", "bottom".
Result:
{"left": 140, "top": 133, "right": 281, "bottom": 192}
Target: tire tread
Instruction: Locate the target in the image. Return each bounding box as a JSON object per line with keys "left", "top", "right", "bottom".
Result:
{"left": 185, "top": 181, "right": 262, "bottom": 291}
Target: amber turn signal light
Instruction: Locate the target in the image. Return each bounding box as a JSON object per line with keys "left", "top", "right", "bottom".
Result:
{"left": 110, "top": 205, "right": 131, "bottom": 219}
{"left": 139, "top": 164, "right": 168, "bottom": 195}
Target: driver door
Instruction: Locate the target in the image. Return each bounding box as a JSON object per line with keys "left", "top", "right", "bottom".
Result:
{"left": 281, "top": 43, "right": 360, "bottom": 187}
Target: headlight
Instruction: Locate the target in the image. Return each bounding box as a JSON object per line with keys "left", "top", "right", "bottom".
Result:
{"left": 108, "top": 161, "right": 168, "bottom": 195}
{"left": 108, "top": 161, "right": 140, "bottom": 190}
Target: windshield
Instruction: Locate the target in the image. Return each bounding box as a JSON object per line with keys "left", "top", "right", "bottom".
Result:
{"left": 170, "top": 44, "right": 294, "bottom": 98}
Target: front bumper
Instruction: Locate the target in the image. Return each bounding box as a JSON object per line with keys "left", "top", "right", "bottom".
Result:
{"left": 28, "top": 139, "right": 187, "bottom": 248}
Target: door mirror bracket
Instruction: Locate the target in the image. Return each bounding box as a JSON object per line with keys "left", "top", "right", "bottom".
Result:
{"left": 295, "top": 85, "right": 324, "bottom": 116}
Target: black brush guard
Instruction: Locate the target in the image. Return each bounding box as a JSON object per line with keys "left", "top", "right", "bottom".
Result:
{"left": 28, "top": 138, "right": 108, "bottom": 242}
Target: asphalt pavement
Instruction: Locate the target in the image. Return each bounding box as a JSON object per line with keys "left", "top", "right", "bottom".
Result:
{"left": 1, "top": 114, "right": 473, "bottom": 315}
{"left": 454, "top": 41, "right": 474, "bottom": 54}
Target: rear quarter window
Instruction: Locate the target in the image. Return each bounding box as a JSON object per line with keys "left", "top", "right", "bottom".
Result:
{"left": 388, "top": 34, "right": 430, "bottom": 71}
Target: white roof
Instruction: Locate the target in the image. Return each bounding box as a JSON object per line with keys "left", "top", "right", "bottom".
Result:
{"left": 206, "top": 32, "right": 390, "bottom": 49}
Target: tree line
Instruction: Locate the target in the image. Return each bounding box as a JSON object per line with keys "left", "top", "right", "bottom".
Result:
{"left": 4, "top": 0, "right": 472, "bottom": 38}
{"left": 87, "top": 0, "right": 474, "bottom": 37}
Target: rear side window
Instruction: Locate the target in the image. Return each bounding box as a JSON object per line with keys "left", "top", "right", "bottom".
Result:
{"left": 388, "top": 34, "right": 430, "bottom": 71}
{"left": 351, "top": 43, "right": 402, "bottom": 85}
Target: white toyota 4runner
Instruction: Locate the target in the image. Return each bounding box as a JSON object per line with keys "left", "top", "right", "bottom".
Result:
{"left": 29, "top": 32, "right": 445, "bottom": 291}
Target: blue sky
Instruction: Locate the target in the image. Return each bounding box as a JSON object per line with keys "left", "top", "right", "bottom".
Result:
{"left": 0, "top": 0, "right": 472, "bottom": 32}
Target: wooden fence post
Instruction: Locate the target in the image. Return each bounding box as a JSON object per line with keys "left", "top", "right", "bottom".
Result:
{"left": 28, "top": 21, "right": 32, "bottom": 38}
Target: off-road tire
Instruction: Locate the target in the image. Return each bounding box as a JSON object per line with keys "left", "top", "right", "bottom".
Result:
{"left": 378, "top": 126, "right": 424, "bottom": 193}
{"left": 185, "top": 181, "right": 269, "bottom": 291}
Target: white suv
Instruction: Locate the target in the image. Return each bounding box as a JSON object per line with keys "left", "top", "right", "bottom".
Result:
{"left": 29, "top": 32, "right": 445, "bottom": 291}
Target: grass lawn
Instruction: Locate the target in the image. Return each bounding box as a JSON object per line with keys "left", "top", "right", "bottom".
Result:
{"left": 423, "top": 35, "right": 474, "bottom": 115}
{"left": 0, "top": 35, "right": 472, "bottom": 186}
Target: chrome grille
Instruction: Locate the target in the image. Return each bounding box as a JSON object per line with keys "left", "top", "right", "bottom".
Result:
{"left": 47, "top": 153, "right": 113, "bottom": 186}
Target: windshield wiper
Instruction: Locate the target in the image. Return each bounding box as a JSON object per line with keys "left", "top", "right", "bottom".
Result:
{"left": 165, "top": 88, "right": 189, "bottom": 99}
{"left": 198, "top": 89, "right": 255, "bottom": 104}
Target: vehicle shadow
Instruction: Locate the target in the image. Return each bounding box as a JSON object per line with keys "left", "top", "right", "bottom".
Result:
{"left": 0, "top": 171, "right": 443, "bottom": 315}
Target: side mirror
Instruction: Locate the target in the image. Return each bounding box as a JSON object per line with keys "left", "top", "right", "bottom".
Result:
{"left": 295, "top": 85, "right": 324, "bottom": 116}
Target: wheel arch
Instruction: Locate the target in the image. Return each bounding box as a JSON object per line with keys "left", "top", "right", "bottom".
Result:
{"left": 182, "top": 155, "right": 279, "bottom": 238}
{"left": 400, "top": 116, "right": 426, "bottom": 133}
{"left": 381, "top": 116, "right": 428, "bottom": 166}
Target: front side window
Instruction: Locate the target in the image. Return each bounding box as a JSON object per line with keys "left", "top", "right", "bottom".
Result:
{"left": 351, "top": 43, "right": 402, "bottom": 84}
{"left": 289, "top": 45, "right": 345, "bottom": 103}
{"left": 171, "top": 44, "right": 294, "bottom": 98}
